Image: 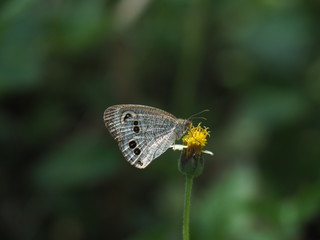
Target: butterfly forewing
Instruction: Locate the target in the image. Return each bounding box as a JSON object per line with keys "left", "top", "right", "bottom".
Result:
{"left": 103, "top": 104, "right": 189, "bottom": 168}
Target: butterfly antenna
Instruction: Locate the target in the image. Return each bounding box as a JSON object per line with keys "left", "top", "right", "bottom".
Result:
{"left": 188, "top": 109, "right": 210, "bottom": 121}
{"left": 190, "top": 116, "right": 207, "bottom": 121}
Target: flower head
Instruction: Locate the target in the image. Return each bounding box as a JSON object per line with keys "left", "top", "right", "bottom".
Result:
{"left": 182, "top": 123, "right": 210, "bottom": 153}
{"left": 177, "top": 123, "right": 213, "bottom": 177}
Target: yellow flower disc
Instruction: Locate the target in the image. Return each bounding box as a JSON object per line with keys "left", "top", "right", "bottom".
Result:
{"left": 182, "top": 123, "right": 210, "bottom": 153}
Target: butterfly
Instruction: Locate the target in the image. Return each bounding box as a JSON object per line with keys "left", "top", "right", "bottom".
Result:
{"left": 103, "top": 104, "right": 191, "bottom": 169}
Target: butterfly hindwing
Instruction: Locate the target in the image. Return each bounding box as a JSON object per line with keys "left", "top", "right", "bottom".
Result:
{"left": 118, "top": 130, "right": 177, "bottom": 168}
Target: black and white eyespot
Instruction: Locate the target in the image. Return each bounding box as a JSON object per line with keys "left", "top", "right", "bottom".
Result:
{"left": 129, "top": 140, "right": 137, "bottom": 149}
{"left": 134, "top": 148, "right": 141, "bottom": 155}
{"left": 121, "top": 111, "right": 136, "bottom": 123}
{"left": 136, "top": 160, "right": 143, "bottom": 166}
{"left": 133, "top": 126, "right": 140, "bottom": 133}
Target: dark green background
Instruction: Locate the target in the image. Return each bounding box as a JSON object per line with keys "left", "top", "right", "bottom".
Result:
{"left": 1, "top": 0, "right": 320, "bottom": 239}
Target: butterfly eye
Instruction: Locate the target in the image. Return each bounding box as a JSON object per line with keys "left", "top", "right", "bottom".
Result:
{"left": 184, "top": 121, "right": 192, "bottom": 130}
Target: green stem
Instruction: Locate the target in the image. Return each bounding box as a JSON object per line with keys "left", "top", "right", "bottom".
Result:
{"left": 183, "top": 174, "right": 194, "bottom": 240}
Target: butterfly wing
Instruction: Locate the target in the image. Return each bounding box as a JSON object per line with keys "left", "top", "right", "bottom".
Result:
{"left": 103, "top": 104, "right": 180, "bottom": 168}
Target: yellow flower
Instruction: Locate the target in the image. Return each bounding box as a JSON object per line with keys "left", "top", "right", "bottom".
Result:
{"left": 182, "top": 123, "right": 210, "bottom": 154}
{"left": 176, "top": 123, "right": 212, "bottom": 177}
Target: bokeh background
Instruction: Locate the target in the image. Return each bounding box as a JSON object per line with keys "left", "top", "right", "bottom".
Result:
{"left": 1, "top": 0, "right": 320, "bottom": 239}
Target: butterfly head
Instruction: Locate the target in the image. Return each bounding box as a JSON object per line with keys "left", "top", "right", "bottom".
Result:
{"left": 175, "top": 119, "right": 192, "bottom": 139}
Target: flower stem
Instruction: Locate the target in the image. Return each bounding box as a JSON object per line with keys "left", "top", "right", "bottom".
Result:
{"left": 183, "top": 174, "right": 193, "bottom": 240}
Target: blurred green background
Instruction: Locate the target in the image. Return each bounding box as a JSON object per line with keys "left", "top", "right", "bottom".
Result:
{"left": 1, "top": 0, "right": 320, "bottom": 239}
